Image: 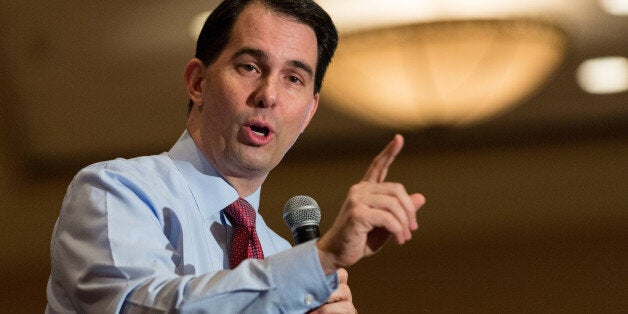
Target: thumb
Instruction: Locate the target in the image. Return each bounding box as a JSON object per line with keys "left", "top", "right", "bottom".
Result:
{"left": 337, "top": 268, "right": 348, "bottom": 285}
{"left": 411, "top": 193, "right": 426, "bottom": 209}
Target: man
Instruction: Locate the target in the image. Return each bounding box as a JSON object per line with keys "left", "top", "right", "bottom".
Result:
{"left": 46, "top": 0, "right": 425, "bottom": 313}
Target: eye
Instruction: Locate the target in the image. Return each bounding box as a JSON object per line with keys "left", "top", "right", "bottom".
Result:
{"left": 287, "top": 75, "right": 303, "bottom": 85}
{"left": 241, "top": 64, "right": 257, "bottom": 73}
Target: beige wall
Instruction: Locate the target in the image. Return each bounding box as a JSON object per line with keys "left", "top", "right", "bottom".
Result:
{"left": 3, "top": 133, "right": 626, "bottom": 312}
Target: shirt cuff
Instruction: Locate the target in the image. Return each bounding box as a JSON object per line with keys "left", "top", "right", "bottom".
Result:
{"left": 267, "top": 239, "right": 338, "bottom": 311}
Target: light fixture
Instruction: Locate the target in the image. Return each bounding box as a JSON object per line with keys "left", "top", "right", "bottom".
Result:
{"left": 322, "top": 19, "right": 567, "bottom": 129}
{"left": 599, "top": 0, "right": 628, "bottom": 15}
{"left": 576, "top": 56, "right": 628, "bottom": 94}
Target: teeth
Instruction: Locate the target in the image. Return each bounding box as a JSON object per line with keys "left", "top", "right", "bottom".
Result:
{"left": 250, "top": 125, "right": 269, "bottom": 136}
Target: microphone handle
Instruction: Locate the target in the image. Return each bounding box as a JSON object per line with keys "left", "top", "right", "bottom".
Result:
{"left": 292, "top": 225, "right": 321, "bottom": 245}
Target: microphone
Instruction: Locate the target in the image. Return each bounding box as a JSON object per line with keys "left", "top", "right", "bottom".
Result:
{"left": 283, "top": 195, "right": 321, "bottom": 245}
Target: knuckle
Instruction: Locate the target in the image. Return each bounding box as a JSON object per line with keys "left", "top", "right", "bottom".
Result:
{"left": 372, "top": 153, "right": 384, "bottom": 164}
{"left": 390, "top": 182, "right": 406, "bottom": 194}
{"left": 346, "top": 193, "right": 361, "bottom": 207}
{"left": 347, "top": 204, "right": 365, "bottom": 220}
{"left": 386, "top": 214, "right": 403, "bottom": 232}
{"left": 348, "top": 183, "right": 363, "bottom": 194}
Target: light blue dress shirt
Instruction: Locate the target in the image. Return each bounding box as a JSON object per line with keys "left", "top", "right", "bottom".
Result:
{"left": 46, "top": 131, "right": 336, "bottom": 313}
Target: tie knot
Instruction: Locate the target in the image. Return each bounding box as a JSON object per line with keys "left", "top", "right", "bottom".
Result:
{"left": 225, "top": 198, "right": 256, "bottom": 228}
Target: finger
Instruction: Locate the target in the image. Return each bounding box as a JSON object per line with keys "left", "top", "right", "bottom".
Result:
{"left": 337, "top": 268, "right": 349, "bottom": 285}
{"left": 410, "top": 193, "right": 426, "bottom": 229}
{"left": 411, "top": 193, "right": 426, "bottom": 209}
{"left": 401, "top": 189, "right": 420, "bottom": 231}
{"left": 381, "top": 182, "right": 418, "bottom": 233}
{"left": 314, "top": 300, "right": 356, "bottom": 314}
{"left": 327, "top": 283, "right": 352, "bottom": 303}
{"left": 363, "top": 134, "right": 404, "bottom": 183}
{"left": 358, "top": 181, "right": 417, "bottom": 235}
{"left": 359, "top": 188, "right": 411, "bottom": 240}
{"left": 371, "top": 184, "right": 425, "bottom": 231}
{"left": 364, "top": 207, "right": 406, "bottom": 244}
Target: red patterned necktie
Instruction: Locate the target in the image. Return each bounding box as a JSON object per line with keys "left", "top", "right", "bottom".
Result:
{"left": 225, "top": 198, "right": 264, "bottom": 269}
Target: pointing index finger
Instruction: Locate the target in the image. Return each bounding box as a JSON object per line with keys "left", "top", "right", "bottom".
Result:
{"left": 363, "top": 134, "right": 404, "bottom": 183}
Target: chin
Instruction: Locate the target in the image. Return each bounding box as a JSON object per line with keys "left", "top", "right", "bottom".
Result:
{"left": 232, "top": 140, "right": 293, "bottom": 176}
{"left": 234, "top": 155, "right": 275, "bottom": 176}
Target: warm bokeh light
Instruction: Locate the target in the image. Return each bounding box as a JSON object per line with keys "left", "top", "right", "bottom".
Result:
{"left": 316, "top": 0, "right": 573, "bottom": 33}
{"left": 599, "top": 0, "right": 628, "bottom": 15}
{"left": 576, "top": 56, "right": 628, "bottom": 94}
{"left": 323, "top": 20, "right": 567, "bottom": 129}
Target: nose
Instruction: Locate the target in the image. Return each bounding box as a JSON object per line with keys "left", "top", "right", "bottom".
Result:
{"left": 253, "top": 77, "right": 277, "bottom": 109}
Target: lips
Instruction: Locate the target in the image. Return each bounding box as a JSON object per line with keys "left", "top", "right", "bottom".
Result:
{"left": 249, "top": 123, "right": 270, "bottom": 137}
{"left": 242, "top": 120, "right": 274, "bottom": 146}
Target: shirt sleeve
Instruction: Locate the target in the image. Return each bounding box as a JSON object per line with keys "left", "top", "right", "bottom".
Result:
{"left": 47, "top": 161, "right": 336, "bottom": 313}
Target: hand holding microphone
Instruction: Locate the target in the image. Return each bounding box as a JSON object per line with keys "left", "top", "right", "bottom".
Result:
{"left": 283, "top": 196, "right": 355, "bottom": 313}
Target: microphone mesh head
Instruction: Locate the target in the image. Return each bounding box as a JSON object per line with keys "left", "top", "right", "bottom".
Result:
{"left": 283, "top": 195, "right": 321, "bottom": 231}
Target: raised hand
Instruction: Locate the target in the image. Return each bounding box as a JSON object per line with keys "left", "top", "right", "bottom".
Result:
{"left": 317, "top": 135, "right": 426, "bottom": 274}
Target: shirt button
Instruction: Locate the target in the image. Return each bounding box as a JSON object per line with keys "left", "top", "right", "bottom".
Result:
{"left": 304, "top": 294, "right": 314, "bottom": 305}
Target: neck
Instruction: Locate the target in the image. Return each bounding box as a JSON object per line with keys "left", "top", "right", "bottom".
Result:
{"left": 186, "top": 123, "right": 268, "bottom": 197}
{"left": 223, "top": 175, "right": 266, "bottom": 197}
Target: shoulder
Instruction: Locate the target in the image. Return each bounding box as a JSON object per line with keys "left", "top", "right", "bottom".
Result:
{"left": 57, "top": 154, "right": 191, "bottom": 231}
{"left": 74, "top": 154, "right": 175, "bottom": 185}
{"left": 80, "top": 154, "right": 172, "bottom": 175}
{"left": 67, "top": 154, "right": 186, "bottom": 204}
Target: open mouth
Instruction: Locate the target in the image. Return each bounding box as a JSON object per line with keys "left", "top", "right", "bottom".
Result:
{"left": 250, "top": 124, "right": 270, "bottom": 137}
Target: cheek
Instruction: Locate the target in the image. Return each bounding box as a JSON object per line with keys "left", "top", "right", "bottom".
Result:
{"left": 205, "top": 81, "right": 242, "bottom": 118}
{"left": 283, "top": 103, "right": 314, "bottom": 134}
{"left": 298, "top": 100, "right": 316, "bottom": 124}
{"left": 298, "top": 106, "right": 313, "bottom": 129}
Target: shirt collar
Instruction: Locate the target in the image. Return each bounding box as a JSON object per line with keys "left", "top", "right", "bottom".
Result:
{"left": 167, "top": 130, "right": 261, "bottom": 219}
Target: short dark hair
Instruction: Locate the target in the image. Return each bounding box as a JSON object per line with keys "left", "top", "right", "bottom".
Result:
{"left": 189, "top": 0, "right": 338, "bottom": 112}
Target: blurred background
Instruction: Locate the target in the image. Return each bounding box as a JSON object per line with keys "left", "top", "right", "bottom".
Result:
{"left": 1, "top": 0, "right": 626, "bottom": 312}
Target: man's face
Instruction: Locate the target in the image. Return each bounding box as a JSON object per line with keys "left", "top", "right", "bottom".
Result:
{"left": 190, "top": 2, "right": 319, "bottom": 183}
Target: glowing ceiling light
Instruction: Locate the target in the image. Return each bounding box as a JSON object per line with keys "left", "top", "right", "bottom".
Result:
{"left": 599, "top": 0, "right": 628, "bottom": 15}
{"left": 323, "top": 19, "right": 567, "bottom": 129}
{"left": 316, "top": 0, "right": 571, "bottom": 33}
{"left": 576, "top": 56, "right": 628, "bottom": 94}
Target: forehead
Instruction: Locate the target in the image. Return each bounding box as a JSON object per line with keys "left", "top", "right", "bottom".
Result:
{"left": 225, "top": 2, "right": 318, "bottom": 66}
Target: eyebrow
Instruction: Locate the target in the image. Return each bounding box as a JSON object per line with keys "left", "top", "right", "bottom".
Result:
{"left": 290, "top": 60, "right": 314, "bottom": 79}
{"left": 232, "top": 47, "right": 314, "bottom": 79}
{"left": 232, "top": 47, "right": 265, "bottom": 61}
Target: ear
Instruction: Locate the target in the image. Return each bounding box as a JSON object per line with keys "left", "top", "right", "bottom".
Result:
{"left": 184, "top": 58, "right": 206, "bottom": 108}
{"left": 300, "top": 93, "right": 319, "bottom": 133}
